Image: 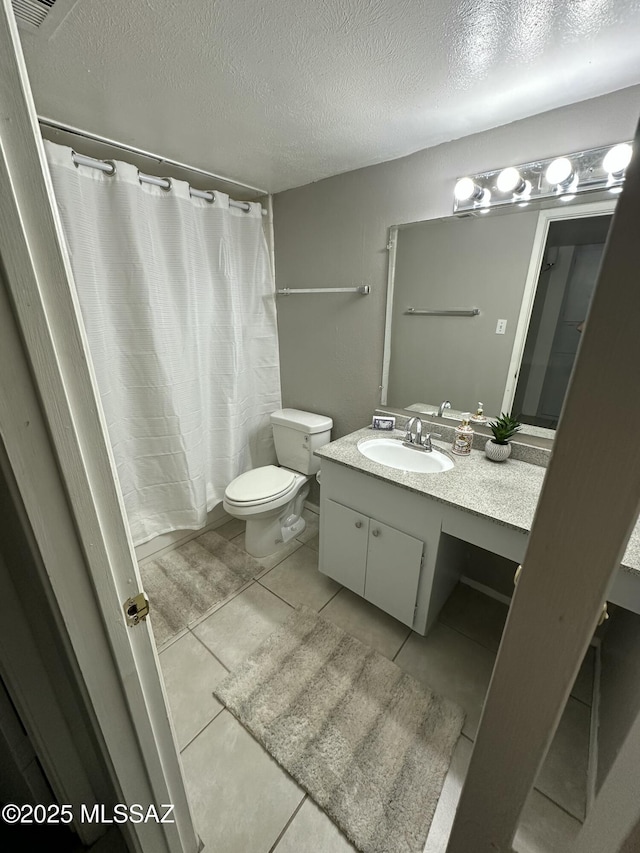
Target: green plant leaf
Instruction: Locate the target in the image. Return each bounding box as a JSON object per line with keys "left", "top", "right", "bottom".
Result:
{"left": 488, "top": 412, "right": 522, "bottom": 444}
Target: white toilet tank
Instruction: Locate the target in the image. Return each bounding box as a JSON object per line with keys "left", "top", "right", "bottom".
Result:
{"left": 270, "top": 408, "right": 333, "bottom": 475}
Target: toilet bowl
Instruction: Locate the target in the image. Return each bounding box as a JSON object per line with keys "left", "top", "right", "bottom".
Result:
{"left": 223, "top": 409, "right": 332, "bottom": 557}
{"left": 223, "top": 465, "right": 310, "bottom": 557}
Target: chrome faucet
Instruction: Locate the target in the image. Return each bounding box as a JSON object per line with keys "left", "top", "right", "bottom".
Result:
{"left": 405, "top": 416, "right": 423, "bottom": 446}
{"left": 437, "top": 400, "right": 451, "bottom": 417}
{"left": 421, "top": 431, "right": 442, "bottom": 452}
{"left": 404, "top": 417, "right": 441, "bottom": 452}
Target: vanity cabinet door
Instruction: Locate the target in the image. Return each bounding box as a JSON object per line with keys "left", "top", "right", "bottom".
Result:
{"left": 364, "top": 522, "right": 424, "bottom": 626}
{"left": 320, "top": 498, "right": 368, "bottom": 595}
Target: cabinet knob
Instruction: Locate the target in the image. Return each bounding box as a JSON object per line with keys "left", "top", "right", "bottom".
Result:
{"left": 372, "top": 529, "right": 380, "bottom": 537}
{"left": 355, "top": 521, "right": 362, "bottom": 528}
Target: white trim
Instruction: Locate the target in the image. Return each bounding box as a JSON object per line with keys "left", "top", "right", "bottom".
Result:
{"left": 0, "top": 258, "right": 150, "bottom": 853}
{"left": 266, "top": 193, "right": 277, "bottom": 285}
{"left": 380, "top": 226, "right": 399, "bottom": 405}
{"left": 459, "top": 576, "right": 512, "bottom": 607}
{"left": 0, "top": 2, "right": 197, "bottom": 851}
{"left": 501, "top": 199, "right": 616, "bottom": 414}
{"left": 586, "top": 643, "right": 602, "bottom": 814}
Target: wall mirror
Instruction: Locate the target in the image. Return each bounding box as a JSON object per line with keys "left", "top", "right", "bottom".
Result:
{"left": 381, "top": 197, "right": 617, "bottom": 439}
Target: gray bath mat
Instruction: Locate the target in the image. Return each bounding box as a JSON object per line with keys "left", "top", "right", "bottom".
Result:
{"left": 140, "top": 529, "right": 262, "bottom": 647}
{"left": 214, "top": 606, "right": 465, "bottom": 853}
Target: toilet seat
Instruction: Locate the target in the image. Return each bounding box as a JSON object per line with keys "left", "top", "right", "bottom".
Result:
{"left": 224, "top": 465, "right": 297, "bottom": 507}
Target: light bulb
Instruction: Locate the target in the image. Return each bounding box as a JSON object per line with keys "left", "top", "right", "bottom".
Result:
{"left": 545, "top": 157, "right": 574, "bottom": 186}
{"left": 454, "top": 177, "right": 480, "bottom": 201}
{"left": 603, "top": 143, "right": 632, "bottom": 176}
{"left": 497, "top": 167, "right": 526, "bottom": 194}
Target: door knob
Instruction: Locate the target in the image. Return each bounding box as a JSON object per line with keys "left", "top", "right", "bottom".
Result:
{"left": 372, "top": 529, "right": 380, "bottom": 537}
{"left": 355, "top": 521, "right": 362, "bottom": 528}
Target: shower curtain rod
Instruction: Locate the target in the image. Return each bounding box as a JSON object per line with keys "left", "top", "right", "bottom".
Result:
{"left": 68, "top": 151, "right": 266, "bottom": 215}
{"left": 38, "top": 116, "right": 268, "bottom": 215}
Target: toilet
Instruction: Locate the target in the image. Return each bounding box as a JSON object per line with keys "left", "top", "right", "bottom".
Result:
{"left": 223, "top": 408, "right": 333, "bottom": 557}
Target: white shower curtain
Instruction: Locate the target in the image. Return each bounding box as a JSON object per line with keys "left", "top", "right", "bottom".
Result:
{"left": 45, "top": 140, "right": 281, "bottom": 546}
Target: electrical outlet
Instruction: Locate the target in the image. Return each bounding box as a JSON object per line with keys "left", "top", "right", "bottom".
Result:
{"left": 496, "top": 319, "right": 507, "bottom": 335}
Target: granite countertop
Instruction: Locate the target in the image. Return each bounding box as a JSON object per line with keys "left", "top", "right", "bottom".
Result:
{"left": 316, "top": 426, "right": 640, "bottom": 575}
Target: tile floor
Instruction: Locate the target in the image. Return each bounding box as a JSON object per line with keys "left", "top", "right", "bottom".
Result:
{"left": 155, "top": 507, "right": 591, "bottom": 853}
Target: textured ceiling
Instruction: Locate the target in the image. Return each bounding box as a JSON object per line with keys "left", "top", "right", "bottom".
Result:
{"left": 15, "top": 0, "right": 640, "bottom": 193}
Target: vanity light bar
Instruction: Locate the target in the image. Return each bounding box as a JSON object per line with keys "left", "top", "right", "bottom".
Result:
{"left": 453, "top": 142, "right": 633, "bottom": 214}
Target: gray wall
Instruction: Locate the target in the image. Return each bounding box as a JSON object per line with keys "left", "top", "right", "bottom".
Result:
{"left": 597, "top": 607, "right": 640, "bottom": 791}
{"left": 273, "top": 85, "right": 640, "bottom": 439}
{"left": 388, "top": 212, "right": 539, "bottom": 417}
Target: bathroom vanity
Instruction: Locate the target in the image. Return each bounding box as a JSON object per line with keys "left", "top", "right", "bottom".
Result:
{"left": 316, "top": 427, "right": 640, "bottom": 635}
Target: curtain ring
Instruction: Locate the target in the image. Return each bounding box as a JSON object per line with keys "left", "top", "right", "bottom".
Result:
{"left": 188, "top": 187, "right": 215, "bottom": 203}
{"left": 71, "top": 151, "right": 116, "bottom": 177}
{"left": 138, "top": 173, "right": 171, "bottom": 191}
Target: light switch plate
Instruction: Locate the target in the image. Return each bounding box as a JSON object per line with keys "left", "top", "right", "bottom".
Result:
{"left": 496, "top": 319, "right": 507, "bottom": 335}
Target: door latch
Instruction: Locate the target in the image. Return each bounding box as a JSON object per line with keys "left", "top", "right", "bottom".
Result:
{"left": 123, "top": 592, "right": 150, "bottom": 626}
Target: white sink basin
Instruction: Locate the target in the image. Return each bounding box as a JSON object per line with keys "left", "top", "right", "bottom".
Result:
{"left": 357, "top": 438, "right": 454, "bottom": 473}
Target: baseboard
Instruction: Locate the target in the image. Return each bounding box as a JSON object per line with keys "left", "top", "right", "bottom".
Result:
{"left": 136, "top": 503, "right": 232, "bottom": 565}
{"left": 87, "top": 827, "right": 128, "bottom": 853}
{"left": 586, "top": 642, "right": 602, "bottom": 813}
{"left": 460, "top": 575, "right": 512, "bottom": 606}
{"left": 138, "top": 498, "right": 317, "bottom": 566}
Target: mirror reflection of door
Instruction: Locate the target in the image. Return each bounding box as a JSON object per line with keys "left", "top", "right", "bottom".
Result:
{"left": 512, "top": 215, "right": 613, "bottom": 429}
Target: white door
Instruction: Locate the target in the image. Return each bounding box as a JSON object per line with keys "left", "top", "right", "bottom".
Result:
{"left": 0, "top": 4, "right": 198, "bottom": 852}
{"left": 364, "top": 520, "right": 423, "bottom": 626}
{"left": 320, "top": 499, "right": 368, "bottom": 594}
{"left": 446, "top": 124, "right": 640, "bottom": 850}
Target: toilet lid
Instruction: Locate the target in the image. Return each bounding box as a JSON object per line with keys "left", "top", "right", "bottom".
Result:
{"left": 225, "top": 465, "right": 297, "bottom": 504}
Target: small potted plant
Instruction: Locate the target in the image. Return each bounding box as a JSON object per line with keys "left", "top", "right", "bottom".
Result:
{"left": 485, "top": 413, "right": 521, "bottom": 462}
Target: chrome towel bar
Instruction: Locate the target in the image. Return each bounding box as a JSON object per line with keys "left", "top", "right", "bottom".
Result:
{"left": 277, "top": 286, "right": 370, "bottom": 295}
{"left": 405, "top": 307, "right": 480, "bottom": 316}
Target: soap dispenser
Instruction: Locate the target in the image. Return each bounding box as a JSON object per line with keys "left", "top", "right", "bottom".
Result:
{"left": 471, "top": 402, "right": 487, "bottom": 424}
{"left": 452, "top": 412, "right": 474, "bottom": 456}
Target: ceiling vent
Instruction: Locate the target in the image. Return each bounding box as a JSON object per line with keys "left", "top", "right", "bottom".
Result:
{"left": 12, "top": 0, "right": 57, "bottom": 30}
{"left": 12, "top": 0, "right": 81, "bottom": 37}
